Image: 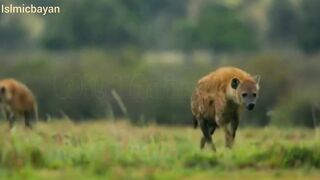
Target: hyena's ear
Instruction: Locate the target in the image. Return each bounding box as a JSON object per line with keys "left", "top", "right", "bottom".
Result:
{"left": 231, "top": 78, "right": 240, "bottom": 90}
{"left": 254, "top": 75, "right": 261, "bottom": 85}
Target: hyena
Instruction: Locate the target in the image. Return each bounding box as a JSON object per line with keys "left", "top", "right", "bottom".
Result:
{"left": 0, "top": 79, "right": 38, "bottom": 129}
{"left": 191, "top": 67, "right": 260, "bottom": 151}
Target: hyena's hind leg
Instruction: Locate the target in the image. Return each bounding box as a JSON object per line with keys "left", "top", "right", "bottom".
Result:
{"left": 193, "top": 116, "right": 198, "bottom": 129}
{"left": 200, "top": 119, "right": 216, "bottom": 151}
{"left": 24, "top": 111, "right": 33, "bottom": 129}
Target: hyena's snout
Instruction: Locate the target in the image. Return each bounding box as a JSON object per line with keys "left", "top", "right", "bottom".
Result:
{"left": 246, "top": 103, "right": 255, "bottom": 110}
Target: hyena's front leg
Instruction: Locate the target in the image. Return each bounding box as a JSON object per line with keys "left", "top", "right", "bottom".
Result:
{"left": 209, "top": 121, "right": 218, "bottom": 136}
{"left": 222, "top": 117, "right": 239, "bottom": 149}
{"left": 215, "top": 112, "right": 235, "bottom": 148}
{"left": 200, "top": 119, "right": 216, "bottom": 151}
{"left": 6, "top": 110, "right": 15, "bottom": 129}
{"left": 230, "top": 117, "right": 239, "bottom": 145}
{"left": 222, "top": 124, "right": 233, "bottom": 149}
{"left": 1, "top": 106, "right": 7, "bottom": 120}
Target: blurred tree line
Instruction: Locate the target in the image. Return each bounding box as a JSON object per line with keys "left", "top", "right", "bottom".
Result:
{"left": 1, "top": 0, "right": 320, "bottom": 52}
{"left": 0, "top": 0, "right": 320, "bottom": 127}
{"left": 267, "top": 0, "right": 320, "bottom": 52}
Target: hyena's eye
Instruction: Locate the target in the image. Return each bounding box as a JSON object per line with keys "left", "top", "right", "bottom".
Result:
{"left": 252, "top": 93, "right": 257, "bottom": 97}
{"left": 242, "top": 93, "right": 248, "bottom": 98}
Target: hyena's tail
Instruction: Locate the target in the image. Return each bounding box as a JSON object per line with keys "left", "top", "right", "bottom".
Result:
{"left": 193, "top": 116, "right": 198, "bottom": 129}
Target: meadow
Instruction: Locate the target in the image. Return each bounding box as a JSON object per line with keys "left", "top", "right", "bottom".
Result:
{"left": 0, "top": 120, "right": 319, "bottom": 179}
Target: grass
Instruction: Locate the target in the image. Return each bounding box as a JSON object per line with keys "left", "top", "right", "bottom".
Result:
{"left": 0, "top": 119, "right": 320, "bottom": 179}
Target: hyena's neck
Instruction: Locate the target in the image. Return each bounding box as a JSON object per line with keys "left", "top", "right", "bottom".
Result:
{"left": 221, "top": 100, "right": 240, "bottom": 121}
{"left": 225, "top": 93, "right": 239, "bottom": 105}
{"left": 226, "top": 99, "right": 239, "bottom": 109}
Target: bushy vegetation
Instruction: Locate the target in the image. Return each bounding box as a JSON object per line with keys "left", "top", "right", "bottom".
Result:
{"left": 0, "top": 50, "right": 319, "bottom": 127}
{"left": 0, "top": 120, "right": 320, "bottom": 179}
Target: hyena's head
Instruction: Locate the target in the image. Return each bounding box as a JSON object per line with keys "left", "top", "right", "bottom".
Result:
{"left": 0, "top": 86, "right": 5, "bottom": 103}
{"left": 230, "top": 75, "right": 260, "bottom": 111}
{"left": 0, "top": 85, "right": 11, "bottom": 103}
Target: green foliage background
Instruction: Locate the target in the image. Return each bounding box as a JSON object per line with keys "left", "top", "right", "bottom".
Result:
{"left": 0, "top": 0, "right": 319, "bottom": 127}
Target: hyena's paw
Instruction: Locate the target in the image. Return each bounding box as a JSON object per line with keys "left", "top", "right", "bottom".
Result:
{"left": 225, "top": 138, "right": 234, "bottom": 149}
{"left": 200, "top": 137, "right": 206, "bottom": 150}
{"left": 209, "top": 142, "right": 216, "bottom": 152}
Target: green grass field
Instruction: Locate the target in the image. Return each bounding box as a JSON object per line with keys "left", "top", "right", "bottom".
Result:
{"left": 0, "top": 120, "right": 320, "bottom": 180}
